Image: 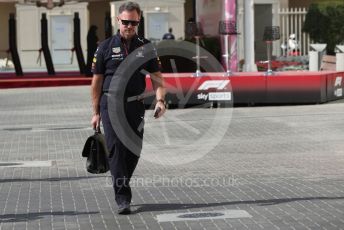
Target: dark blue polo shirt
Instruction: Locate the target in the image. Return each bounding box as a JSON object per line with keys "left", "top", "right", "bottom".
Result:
{"left": 162, "top": 33, "right": 175, "bottom": 40}
{"left": 92, "top": 33, "right": 160, "bottom": 97}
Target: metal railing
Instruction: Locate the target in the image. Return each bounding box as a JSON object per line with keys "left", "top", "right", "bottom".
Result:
{"left": 279, "top": 7, "right": 310, "bottom": 56}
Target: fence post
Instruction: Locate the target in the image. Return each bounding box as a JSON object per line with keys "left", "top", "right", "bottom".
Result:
{"left": 278, "top": 7, "right": 309, "bottom": 57}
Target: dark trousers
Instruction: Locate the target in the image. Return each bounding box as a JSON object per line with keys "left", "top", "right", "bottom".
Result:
{"left": 100, "top": 94, "right": 144, "bottom": 206}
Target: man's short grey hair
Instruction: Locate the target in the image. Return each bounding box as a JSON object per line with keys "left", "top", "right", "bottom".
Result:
{"left": 119, "top": 1, "right": 141, "bottom": 16}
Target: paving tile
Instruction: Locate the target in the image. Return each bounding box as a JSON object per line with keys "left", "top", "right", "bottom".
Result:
{"left": 0, "top": 87, "right": 344, "bottom": 229}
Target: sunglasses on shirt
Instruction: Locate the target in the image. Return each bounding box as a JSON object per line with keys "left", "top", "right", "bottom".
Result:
{"left": 120, "top": 19, "right": 140, "bottom": 26}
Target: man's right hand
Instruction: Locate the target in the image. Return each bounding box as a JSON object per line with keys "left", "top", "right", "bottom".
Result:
{"left": 91, "top": 114, "right": 101, "bottom": 131}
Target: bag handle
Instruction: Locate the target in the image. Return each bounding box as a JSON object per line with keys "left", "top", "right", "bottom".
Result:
{"left": 94, "top": 121, "right": 101, "bottom": 134}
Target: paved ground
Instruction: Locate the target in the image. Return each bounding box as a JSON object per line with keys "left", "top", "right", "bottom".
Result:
{"left": 0, "top": 86, "right": 344, "bottom": 230}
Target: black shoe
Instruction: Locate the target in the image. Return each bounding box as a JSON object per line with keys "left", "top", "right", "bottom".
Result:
{"left": 118, "top": 204, "right": 131, "bottom": 215}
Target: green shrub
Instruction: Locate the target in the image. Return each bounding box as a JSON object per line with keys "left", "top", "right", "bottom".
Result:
{"left": 303, "top": 3, "right": 344, "bottom": 54}
{"left": 313, "top": 0, "right": 344, "bottom": 8}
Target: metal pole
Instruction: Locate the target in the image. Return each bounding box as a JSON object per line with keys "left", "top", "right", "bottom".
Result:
{"left": 194, "top": 36, "right": 202, "bottom": 77}
{"left": 223, "top": 34, "right": 232, "bottom": 76}
{"left": 266, "top": 41, "right": 273, "bottom": 75}
{"left": 244, "top": 0, "right": 257, "bottom": 72}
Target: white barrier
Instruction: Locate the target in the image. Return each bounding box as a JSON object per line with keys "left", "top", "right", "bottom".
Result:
{"left": 309, "top": 51, "right": 319, "bottom": 71}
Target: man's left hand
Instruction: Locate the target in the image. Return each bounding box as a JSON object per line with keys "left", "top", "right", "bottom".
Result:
{"left": 154, "top": 101, "right": 166, "bottom": 119}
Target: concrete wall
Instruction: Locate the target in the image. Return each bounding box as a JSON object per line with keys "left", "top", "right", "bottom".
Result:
{"left": 237, "top": 0, "right": 282, "bottom": 62}
{"left": 289, "top": 0, "right": 312, "bottom": 8}
{"left": 88, "top": 1, "right": 111, "bottom": 42}
{"left": 0, "top": 3, "right": 15, "bottom": 59}
{"left": 279, "top": 0, "right": 288, "bottom": 8}
{"left": 184, "top": 0, "right": 194, "bottom": 23}
{"left": 111, "top": 0, "right": 185, "bottom": 41}
{"left": 15, "top": 3, "right": 89, "bottom": 70}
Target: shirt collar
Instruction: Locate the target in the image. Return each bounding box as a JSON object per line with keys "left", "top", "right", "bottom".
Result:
{"left": 117, "top": 32, "right": 138, "bottom": 44}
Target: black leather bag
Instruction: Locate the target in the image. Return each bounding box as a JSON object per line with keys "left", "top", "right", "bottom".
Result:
{"left": 82, "top": 129, "right": 110, "bottom": 174}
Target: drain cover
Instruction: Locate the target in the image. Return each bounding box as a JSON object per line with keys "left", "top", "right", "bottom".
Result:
{"left": 178, "top": 212, "right": 224, "bottom": 218}
{"left": 157, "top": 210, "right": 252, "bottom": 222}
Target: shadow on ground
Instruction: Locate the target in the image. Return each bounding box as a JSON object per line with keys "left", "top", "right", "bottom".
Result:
{"left": 0, "top": 211, "right": 99, "bottom": 223}
{"left": 0, "top": 176, "right": 107, "bottom": 183}
{"left": 131, "top": 196, "right": 344, "bottom": 214}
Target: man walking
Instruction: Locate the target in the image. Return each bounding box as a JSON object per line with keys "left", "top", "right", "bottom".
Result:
{"left": 90, "top": 1, "right": 166, "bottom": 215}
{"left": 162, "top": 27, "right": 175, "bottom": 40}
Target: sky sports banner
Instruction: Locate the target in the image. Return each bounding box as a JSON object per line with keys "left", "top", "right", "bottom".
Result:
{"left": 196, "top": 0, "right": 238, "bottom": 71}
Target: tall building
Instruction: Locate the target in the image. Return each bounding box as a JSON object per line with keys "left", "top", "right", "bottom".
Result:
{"left": 0, "top": 0, "right": 186, "bottom": 71}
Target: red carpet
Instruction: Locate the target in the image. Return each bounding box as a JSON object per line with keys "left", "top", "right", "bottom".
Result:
{"left": 0, "top": 72, "right": 92, "bottom": 88}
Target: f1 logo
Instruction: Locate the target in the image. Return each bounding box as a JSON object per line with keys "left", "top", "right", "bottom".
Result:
{"left": 335, "top": 76, "right": 342, "bottom": 87}
{"left": 198, "top": 80, "right": 230, "bottom": 90}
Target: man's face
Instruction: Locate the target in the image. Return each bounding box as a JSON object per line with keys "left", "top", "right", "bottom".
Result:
{"left": 117, "top": 10, "right": 140, "bottom": 40}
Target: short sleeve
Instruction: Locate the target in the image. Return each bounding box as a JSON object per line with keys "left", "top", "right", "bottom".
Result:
{"left": 92, "top": 45, "right": 105, "bottom": 74}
